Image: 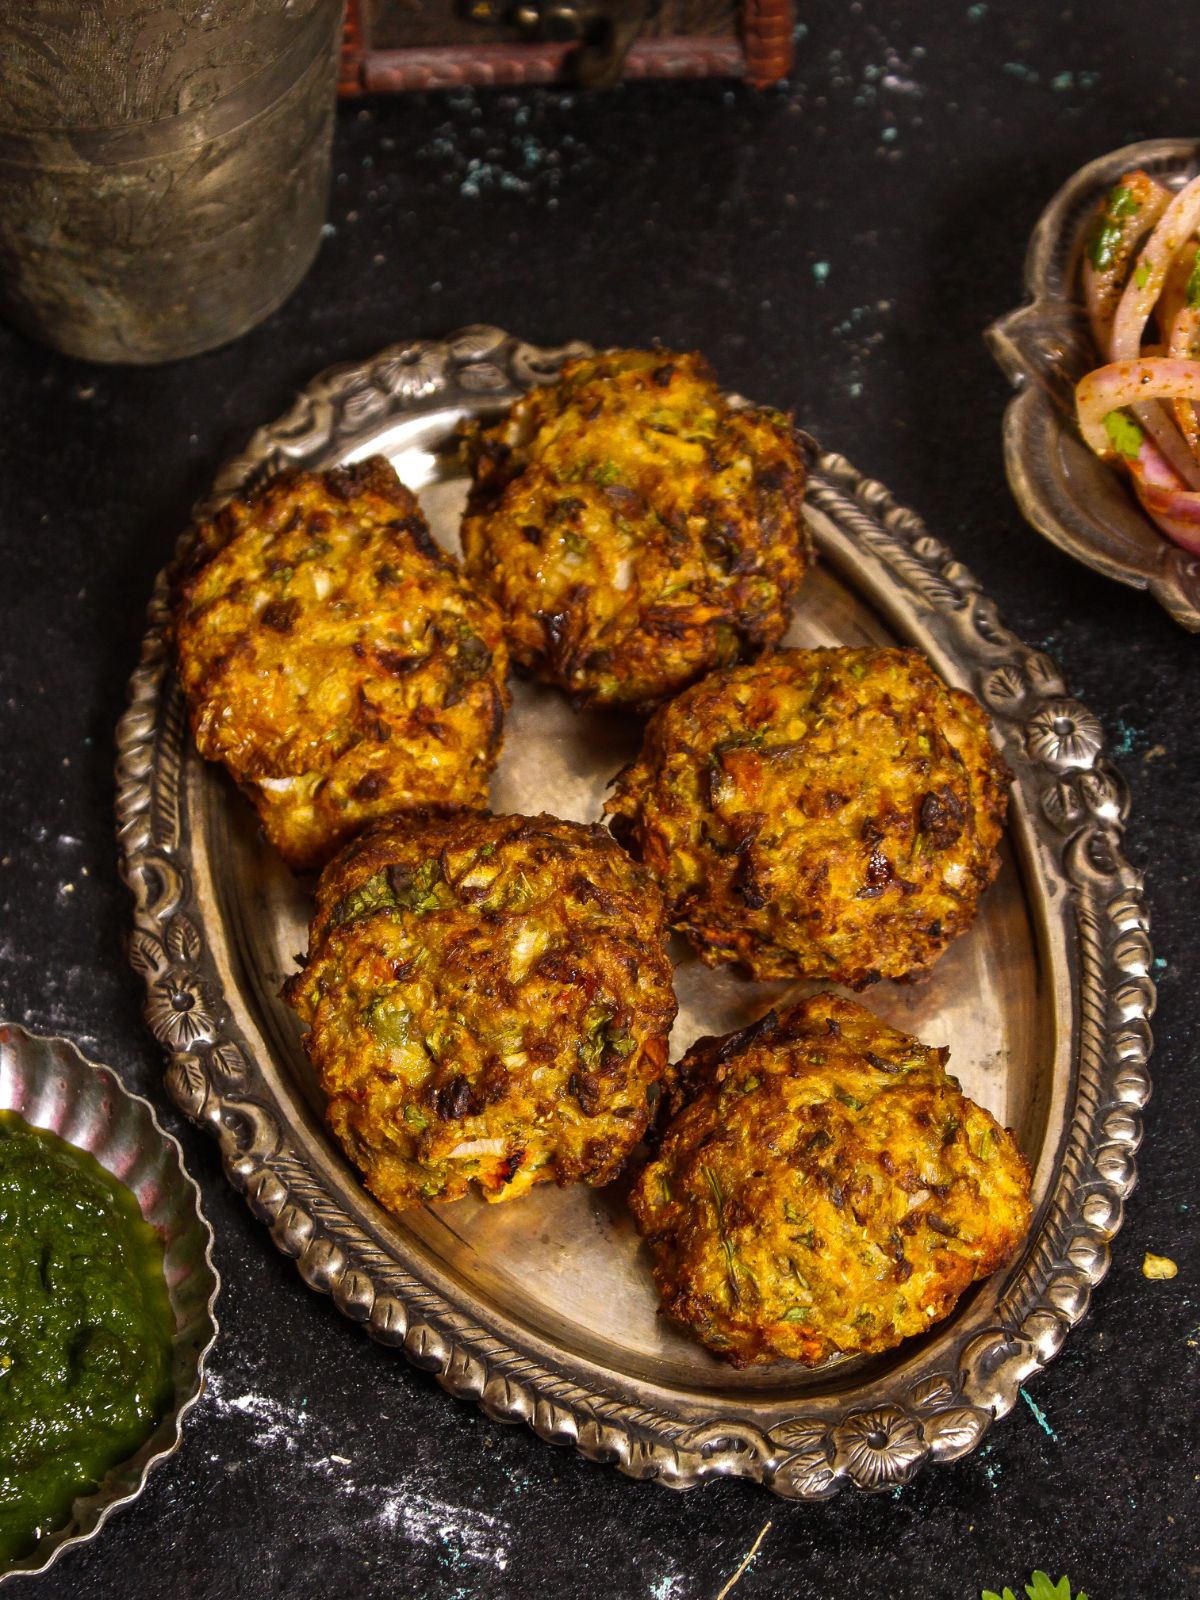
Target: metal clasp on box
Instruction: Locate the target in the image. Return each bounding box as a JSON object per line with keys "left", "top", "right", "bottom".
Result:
{"left": 463, "top": 0, "right": 660, "bottom": 87}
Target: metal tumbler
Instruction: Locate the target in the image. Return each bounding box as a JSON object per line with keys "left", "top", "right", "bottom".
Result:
{"left": 0, "top": 1, "right": 344, "bottom": 364}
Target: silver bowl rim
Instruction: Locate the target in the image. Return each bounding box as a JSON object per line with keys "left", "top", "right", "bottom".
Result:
{"left": 0, "top": 1021, "right": 221, "bottom": 1585}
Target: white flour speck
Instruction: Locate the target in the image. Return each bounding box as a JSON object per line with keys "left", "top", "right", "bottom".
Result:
{"left": 378, "top": 1492, "right": 510, "bottom": 1569}
{"left": 201, "top": 1372, "right": 512, "bottom": 1569}
{"left": 205, "top": 1372, "right": 309, "bottom": 1451}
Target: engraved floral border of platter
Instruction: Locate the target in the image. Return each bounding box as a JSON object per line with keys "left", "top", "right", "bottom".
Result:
{"left": 115, "top": 327, "right": 1154, "bottom": 1497}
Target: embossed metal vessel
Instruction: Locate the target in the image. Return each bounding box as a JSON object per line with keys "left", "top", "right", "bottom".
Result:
{"left": 987, "top": 137, "right": 1200, "bottom": 631}
{"left": 0, "top": 1024, "right": 219, "bottom": 1582}
{"left": 0, "top": 1, "right": 342, "bottom": 364}
{"left": 116, "top": 327, "right": 1153, "bottom": 1496}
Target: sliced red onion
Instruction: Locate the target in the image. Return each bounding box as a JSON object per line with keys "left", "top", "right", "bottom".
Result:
{"left": 1076, "top": 390, "right": 1200, "bottom": 555}
{"left": 1109, "top": 174, "right": 1200, "bottom": 486}
{"left": 1076, "top": 357, "right": 1200, "bottom": 454}
{"left": 1127, "top": 446, "right": 1200, "bottom": 555}
{"left": 1168, "top": 306, "right": 1200, "bottom": 457}
{"left": 1111, "top": 174, "right": 1200, "bottom": 357}
{"left": 1081, "top": 170, "right": 1170, "bottom": 354}
{"left": 1131, "top": 394, "right": 1200, "bottom": 487}
{"left": 1155, "top": 240, "right": 1199, "bottom": 342}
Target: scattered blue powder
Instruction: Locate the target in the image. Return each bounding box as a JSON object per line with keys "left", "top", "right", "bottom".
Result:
{"left": 1019, "top": 1388, "right": 1058, "bottom": 1442}
{"left": 1110, "top": 720, "right": 1137, "bottom": 757}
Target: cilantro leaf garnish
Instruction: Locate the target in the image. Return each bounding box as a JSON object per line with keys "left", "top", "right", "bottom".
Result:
{"left": 1188, "top": 245, "right": 1200, "bottom": 309}
{"left": 1108, "top": 185, "right": 1139, "bottom": 220}
{"left": 1102, "top": 409, "right": 1144, "bottom": 461}
{"left": 1086, "top": 183, "right": 1139, "bottom": 271}
{"left": 1027, "top": 1580, "right": 1074, "bottom": 1600}
{"left": 982, "top": 1572, "right": 1089, "bottom": 1600}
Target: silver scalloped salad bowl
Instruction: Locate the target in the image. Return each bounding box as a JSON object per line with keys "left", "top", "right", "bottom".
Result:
{"left": 0, "top": 1023, "right": 219, "bottom": 1584}
{"left": 986, "top": 136, "right": 1200, "bottom": 631}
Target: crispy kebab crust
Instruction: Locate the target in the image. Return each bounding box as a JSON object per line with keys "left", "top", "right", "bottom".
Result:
{"left": 174, "top": 456, "right": 510, "bottom": 871}
{"left": 459, "top": 349, "right": 811, "bottom": 709}
{"left": 630, "top": 994, "right": 1033, "bottom": 1367}
{"left": 284, "top": 811, "right": 678, "bottom": 1211}
{"left": 606, "top": 646, "right": 1008, "bottom": 985}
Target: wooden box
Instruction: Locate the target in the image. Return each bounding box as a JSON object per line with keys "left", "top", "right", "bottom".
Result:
{"left": 339, "top": 0, "right": 795, "bottom": 93}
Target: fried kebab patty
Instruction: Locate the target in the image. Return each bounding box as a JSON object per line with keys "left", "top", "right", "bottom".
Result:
{"left": 630, "top": 994, "right": 1032, "bottom": 1367}
{"left": 606, "top": 647, "right": 1008, "bottom": 985}
{"left": 459, "top": 349, "right": 810, "bottom": 709}
{"left": 284, "top": 810, "right": 678, "bottom": 1211}
{"left": 174, "top": 456, "right": 510, "bottom": 871}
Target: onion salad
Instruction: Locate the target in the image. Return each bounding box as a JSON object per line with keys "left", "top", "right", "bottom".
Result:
{"left": 1075, "top": 169, "right": 1200, "bottom": 555}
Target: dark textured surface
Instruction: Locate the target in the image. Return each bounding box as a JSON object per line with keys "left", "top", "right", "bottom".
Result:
{"left": 0, "top": 2, "right": 1195, "bottom": 1595}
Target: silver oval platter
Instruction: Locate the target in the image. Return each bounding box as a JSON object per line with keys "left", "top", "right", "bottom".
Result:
{"left": 987, "top": 136, "right": 1200, "bottom": 631}
{"left": 116, "top": 326, "right": 1154, "bottom": 1498}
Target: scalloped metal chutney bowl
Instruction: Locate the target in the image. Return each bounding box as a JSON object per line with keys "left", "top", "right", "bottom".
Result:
{"left": 987, "top": 136, "right": 1200, "bottom": 631}
{"left": 0, "top": 1024, "right": 219, "bottom": 1585}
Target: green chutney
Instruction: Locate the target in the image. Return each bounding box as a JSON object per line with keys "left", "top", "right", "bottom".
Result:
{"left": 0, "top": 1110, "right": 174, "bottom": 1563}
